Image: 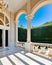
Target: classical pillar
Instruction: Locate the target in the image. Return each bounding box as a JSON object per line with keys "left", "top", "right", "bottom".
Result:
{"left": 25, "top": 0, "right": 32, "bottom": 51}
{"left": 8, "top": 18, "right": 10, "bottom": 47}
{"left": 16, "top": 21, "right": 18, "bottom": 47}
{"left": 10, "top": 13, "right": 15, "bottom": 47}
{"left": 3, "top": 15, "right": 6, "bottom": 48}
{"left": 27, "top": 0, "right": 31, "bottom": 43}
{"left": 27, "top": 15, "right": 31, "bottom": 43}
{"left": 16, "top": 22, "right": 18, "bottom": 42}
{"left": 25, "top": 15, "right": 32, "bottom": 51}
{"left": 3, "top": 29, "right": 5, "bottom": 48}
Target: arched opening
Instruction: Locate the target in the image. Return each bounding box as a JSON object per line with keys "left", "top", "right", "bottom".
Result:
{"left": 0, "top": 13, "right": 10, "bottom": 48}
{"left": 16, "top": 12, "right": 27, "bottom": 42}
{"left": 0, "top": 20, "right": 3, "bottom": 47}
{"left": 31, "top": 4, "right": 52, "bottom": 43}
{"left": 31, "top": 0, "right": 52, "bottom": 16}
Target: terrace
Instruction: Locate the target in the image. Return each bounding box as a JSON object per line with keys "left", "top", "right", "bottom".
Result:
{"left": 0, "top": 45, "right": 52, "bottom": 65}
{"left": 0, "top": 0, "right": 52, "bottom": 65}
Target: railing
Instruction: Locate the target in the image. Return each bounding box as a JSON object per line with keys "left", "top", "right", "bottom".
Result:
{"left": 16, "top": 41, "right": 52, "bottom": 51}
{"left": 30, "top": 42, "right": 52, "bottom": 52}
{"left": 31, "top": 42, "right": 52, "bottom": 48}
{"left": 16, "top": 42, "right": 52, "bottom": 57}
{"left": 17, "top": 42, "right": 25, "bottom": 49}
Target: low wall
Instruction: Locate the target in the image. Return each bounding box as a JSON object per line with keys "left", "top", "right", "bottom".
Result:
{"left": 31, "top": 42, "right": 52, "bottom": 48}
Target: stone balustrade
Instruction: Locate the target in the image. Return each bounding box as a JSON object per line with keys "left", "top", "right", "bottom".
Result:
{"left": 17, "top": 42, "right": 25, "bottom": 49}
{"left": 31, "top": 42, "right": 52, "bottom": 48}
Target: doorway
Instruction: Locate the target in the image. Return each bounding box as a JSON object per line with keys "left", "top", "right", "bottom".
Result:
{"left": 5, "top": 30, "right": 8, "bottom": 47}
{"left": 0, "top": 29, "right": 2, "bottom": 47}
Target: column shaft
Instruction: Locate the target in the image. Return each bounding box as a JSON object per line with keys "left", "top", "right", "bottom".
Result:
{"left": 27, "top": 16, "right": 31, "bottom": 42}
{"left": 16, "top": 22, "right": 18, "bottom": 42}
{"left": 3, "top": 15, "right": 6, "bottom": 48}
{"left": 27, "top": 0, "right": 31, "bottom": 43}
{"left": 3, "top": 30, "right": 5, "bottom": 48}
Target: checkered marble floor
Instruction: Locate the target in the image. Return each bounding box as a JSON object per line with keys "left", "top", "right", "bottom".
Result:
{"left": 0, "top": 47, "right": 52, "bottom": 65}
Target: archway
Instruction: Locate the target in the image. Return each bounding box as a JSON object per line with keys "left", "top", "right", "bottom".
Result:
{"left": 16, "top": 11, "right": 27, "bottom": 43}
{"left": 31, "top": 0, "right": 52, "bottom": 16}
{"left": 0, "top": 20, "right": 3, "bottom": 47}
{"left": 31, "top": 4, "right": 52, "bottom": 43}
{"left": 0, "top": 12, "right": 10, "bottom": 48}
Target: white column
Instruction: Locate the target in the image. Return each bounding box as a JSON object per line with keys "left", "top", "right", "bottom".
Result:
{"left": 8, "top": 15, "right": 10, "bottom": 47}
{"left": 3, "top": 15, "right": 6, "bottom": 48}
{"left": 25, "top": 0, "right": 32, "bottom": 52}
{"left": 3, "top": 30, "right": 5, "bottom": 48}
{"left": 25, "top": 15, "right": 32, "bottom": 51}
{"left": 27, "top": 0, "right": 31, "bottom": 43}
{"left": 27, "top": 15, "right": 31, "bottom": 43}
{"left": 16, "top": 21, "right": 18, "bottom": 43}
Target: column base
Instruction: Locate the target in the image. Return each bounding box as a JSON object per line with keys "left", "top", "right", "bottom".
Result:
{"left": 25, "top": 42, "right": 31, "bottom": 52}
{"left": 15, "top": 41, "right": 19, "bottom": 47}
{"left": 3, "top": 46, "right": 5, "bottom": 48}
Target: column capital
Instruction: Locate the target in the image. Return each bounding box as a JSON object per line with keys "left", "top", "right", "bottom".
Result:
{"left": 26, "top": 14, "right": 32, "bottom": 21}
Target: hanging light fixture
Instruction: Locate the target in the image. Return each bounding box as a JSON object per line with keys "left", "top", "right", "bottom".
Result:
{"left": 0, "top": 0, "right": 8, "bottom": 10}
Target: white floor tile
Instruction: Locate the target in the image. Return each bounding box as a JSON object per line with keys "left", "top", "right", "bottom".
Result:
{"left": 15, "top": 53, "right": 40, "bottom": 65}
{"left": 8, "top": 55, "right": 25, "bottom": 65}
{"left": 0, "top": 57, "right": 12, "bottom": 65}
{"left": 26, "top": 53, "right": 52, "bottom": 65}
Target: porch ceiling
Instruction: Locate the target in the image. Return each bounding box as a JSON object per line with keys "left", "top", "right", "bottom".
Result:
{"left": 5, "top": 0, "right": 27, "bottom": 13}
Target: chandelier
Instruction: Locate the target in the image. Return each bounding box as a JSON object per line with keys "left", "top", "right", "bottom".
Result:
{"left": 0, "top": 0, "right": 8, "bottom": 10}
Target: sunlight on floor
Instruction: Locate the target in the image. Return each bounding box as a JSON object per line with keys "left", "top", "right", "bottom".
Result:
{"left": 0, "top": 49, "right": 52, "bottom": 65}
{"left": 8, "top": 55, "right": 25, "bottom": 65}
{"left": 26, "top": 53, "right": 52, "bottom": 65}
{"left": 15, "top": 53, "right": 40, "bottom": 65}
{"left": 0, "top": 57, "right": 12, "bottom": 65}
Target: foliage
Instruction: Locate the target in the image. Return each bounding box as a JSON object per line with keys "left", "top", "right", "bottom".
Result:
{"left": 18, "top": 21, "right": 52, "bottom": 43}
{"left": 31, "top": 22, "right": 52, "bottom": 43}
{"left": 18, "top": 27, "right": 27, "bottom": 42}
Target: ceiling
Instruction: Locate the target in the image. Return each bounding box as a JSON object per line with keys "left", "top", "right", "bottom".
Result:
{"left": 5, "top": 0, "right": 27, "bottom": 13}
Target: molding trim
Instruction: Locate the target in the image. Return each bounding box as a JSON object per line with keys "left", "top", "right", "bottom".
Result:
{"left": 31, "top": 0, "right": 52, "bottom": 16}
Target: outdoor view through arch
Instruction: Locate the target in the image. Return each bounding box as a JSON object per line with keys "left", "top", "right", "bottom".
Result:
{"left": 18, "top": 4, "right": 52, "bottom": 43}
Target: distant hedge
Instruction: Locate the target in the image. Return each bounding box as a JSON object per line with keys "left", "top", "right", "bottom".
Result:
{"left": 31, "top": 25, "right": 52, "bottom": 43}
{"left": 18, "top": 27, "right": 27, "bottom": 42}
{"left": 18, "top": 25, "right": 52, "bottom": 43}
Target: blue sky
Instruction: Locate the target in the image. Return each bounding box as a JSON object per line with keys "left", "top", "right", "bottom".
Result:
{"left": 18, "top": 4, "right": 52, "bottom": 28}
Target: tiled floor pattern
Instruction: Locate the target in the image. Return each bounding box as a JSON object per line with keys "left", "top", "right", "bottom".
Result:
{"left": 0, "top": 47, "right": 52, "bottom": 65}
